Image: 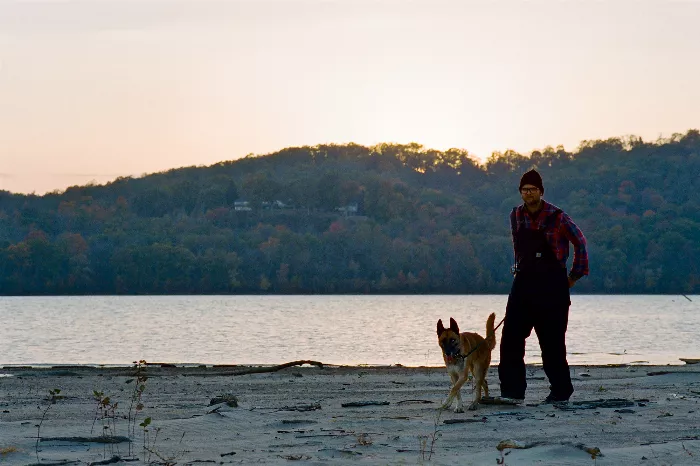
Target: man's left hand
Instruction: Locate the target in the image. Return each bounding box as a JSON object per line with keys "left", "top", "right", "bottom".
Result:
{"left": 568, "top": 277, "right": 577, "bottom": 288}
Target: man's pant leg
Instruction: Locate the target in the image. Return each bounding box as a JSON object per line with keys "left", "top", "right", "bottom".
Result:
{"left": 534, "top": 300, "right": 574, "bottom": 399}
{"left": 498, "top": 286, "right": 534, "bottom": 399}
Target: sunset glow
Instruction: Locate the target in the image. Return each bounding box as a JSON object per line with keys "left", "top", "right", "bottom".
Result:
{"left": 1, "top": 0, "right": 698, "bottom": 194}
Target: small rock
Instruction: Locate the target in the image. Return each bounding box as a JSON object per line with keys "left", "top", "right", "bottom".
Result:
{"left": 209, "top": 395, "right": 238, "bottom": 407}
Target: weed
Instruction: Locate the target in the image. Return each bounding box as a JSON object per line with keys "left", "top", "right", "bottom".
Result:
{"left": 0, "top": 446, "right": 19, "bottom": 455}
{"left": 127, "top": 359, "right": 148, "bottom": 454}
{"left": 35, "top": 388, "right": 63, "bottom": 462}
{"left": 91, "top": 390, "right": 120, "bottom": 458}
{"left": 140, "top": 416, "right": 153, "bottom": 463}
{"left": 419, "top": 407, "right": 443, "bottom": 462}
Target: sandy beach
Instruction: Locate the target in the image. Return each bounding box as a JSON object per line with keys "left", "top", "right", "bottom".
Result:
{"left": 1, "top": 362, "right": 699, "bottom": 465}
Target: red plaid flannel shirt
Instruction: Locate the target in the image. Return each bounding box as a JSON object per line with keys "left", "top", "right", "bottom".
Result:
{"left": 510, "top": 200, "right": 589, "bottom": 279}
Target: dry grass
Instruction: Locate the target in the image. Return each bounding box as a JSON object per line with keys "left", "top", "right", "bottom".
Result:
{"left": 0, "top": 446, "right": 19, "bottom": 455}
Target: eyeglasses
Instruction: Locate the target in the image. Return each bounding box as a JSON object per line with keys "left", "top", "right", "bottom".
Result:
{"left": 520, "top": 187, "right": 540, "bottom": 194}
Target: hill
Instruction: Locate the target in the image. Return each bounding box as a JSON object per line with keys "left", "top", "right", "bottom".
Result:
{"left": 1, "top": 130, "right": 699, "bottom": 294}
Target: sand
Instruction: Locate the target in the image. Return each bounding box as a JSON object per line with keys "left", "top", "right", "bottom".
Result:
{"left": 1, "top": 362, "right": 699, "bottom": 465}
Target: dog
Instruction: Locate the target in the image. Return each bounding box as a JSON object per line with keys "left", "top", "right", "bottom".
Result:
{"left": 436, "top": 313, "right": 496, "bottom": 412}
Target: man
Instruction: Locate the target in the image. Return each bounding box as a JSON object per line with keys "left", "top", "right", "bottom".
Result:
{"left": 499, "top": 169, "right": 588, "bottom": 403}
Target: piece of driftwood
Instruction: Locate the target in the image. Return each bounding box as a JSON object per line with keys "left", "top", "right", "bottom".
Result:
{"left": 231, "top": 360, "right": 324, "bottom": 376}
{"left": 25, "top": 461, "right": 81, "bottom": 466}
{"left": 294, "top": 433, "right": 353, "bottom": 438}
{"left": 496, "top": 440, "right": 543, "bottom": 451}
{"left": 278, "top": 454, "right": 312, "bottom": 461}
{"left": 41, "top": 436, "right": 131, "bottom": 444}
{"left": 480, "top": 396, "right": 522, "bottom": 406}
{"left": 278, "top": 403, "right": 322, "bottom": 412}
{"left": 680, "top": 358, "right": 700, "bottom": 365}
{"left": 144, "top": 362, "right": 177, "bottom": 368}
{"left": 443, "top": 417, "right": 487, "bottom": 424}
{"left": 341, "top": 401, "right": 390, "bottom": 408}
{"left": 554, "top": 398, "right": 634, "bottom": 410}
{"left": 396, "top": 399, "right": 433, "bottom": 405}
{"left": 88, "top": 456, "right": 139, "bottom": 465}
{"left": 560, "top": 443, "right": 603, "bottom": 458}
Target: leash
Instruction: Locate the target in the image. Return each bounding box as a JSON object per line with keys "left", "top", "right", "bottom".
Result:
{"left": 456, "top": 316, "right": 506, "bottom": 361}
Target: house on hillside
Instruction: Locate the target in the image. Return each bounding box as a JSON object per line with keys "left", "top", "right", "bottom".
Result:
{"left": 336, "top": 202, "right": 359, "bottom": 216}
{"left": 234, "top": 200, "right": 252, "bottom": 211}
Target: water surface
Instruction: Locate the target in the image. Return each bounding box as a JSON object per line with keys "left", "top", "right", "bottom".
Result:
{"left": 1, "top": 295, "right": 697, "bottom": 366}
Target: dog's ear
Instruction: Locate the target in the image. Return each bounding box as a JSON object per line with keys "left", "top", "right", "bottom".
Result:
{"left": 437, "top": 319, "right": 445, "bottom": 336}
{"left": 449, "top": 317, "right": 459, "bottom": 334}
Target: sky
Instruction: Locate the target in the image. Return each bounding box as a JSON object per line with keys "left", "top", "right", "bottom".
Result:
{"left": 0, "top": 0, "right": 699, "bottom": 194}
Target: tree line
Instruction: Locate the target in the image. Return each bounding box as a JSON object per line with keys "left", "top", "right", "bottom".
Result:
{"left": 1, "top": 130, "right": 699, "bottom": 295}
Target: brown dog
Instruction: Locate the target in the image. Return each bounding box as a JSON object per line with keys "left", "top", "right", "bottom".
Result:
{"left": 437, "top": 313, "right": 496, "bottom": 412}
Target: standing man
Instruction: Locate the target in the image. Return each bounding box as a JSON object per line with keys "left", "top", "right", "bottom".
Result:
{"left": 499, "top": 169, "right": 588, "bottom": 403}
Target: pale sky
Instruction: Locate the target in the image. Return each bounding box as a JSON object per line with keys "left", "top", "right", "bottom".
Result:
{"left": 1, "top": 0, "right": 698, "bottom": 194}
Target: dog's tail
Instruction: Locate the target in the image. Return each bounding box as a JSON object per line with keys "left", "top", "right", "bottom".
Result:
{"left": 486, "top": 312, "right": 497, "bottom": 351}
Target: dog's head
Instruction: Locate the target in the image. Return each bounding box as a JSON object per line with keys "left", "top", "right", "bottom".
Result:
{"left": 437, "top": 317, "right": 461, "bottom": 357}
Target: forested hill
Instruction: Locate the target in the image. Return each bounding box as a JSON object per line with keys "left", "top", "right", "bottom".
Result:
{"left": 1, "top": 130, "right": 699, "bottom": 295}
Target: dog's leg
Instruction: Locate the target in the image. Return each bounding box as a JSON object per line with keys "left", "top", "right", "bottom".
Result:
{"left": 440, "top": 372, "right": 459, "bottom": 410}
{"left": 481, "top": 365, "right": 490, "bottom": 398}
{"left": 455, "top": 385, "right": 464, "bottom": 413}
{"left": 444, "top": 374, "right": 470, "bottom": 413}
{"left": 468, "top": 364, "right": 485, "bottom": 411}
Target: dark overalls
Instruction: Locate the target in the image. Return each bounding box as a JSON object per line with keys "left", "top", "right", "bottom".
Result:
{"left": 498, "top": 208, "right": 574, "bottom": 400}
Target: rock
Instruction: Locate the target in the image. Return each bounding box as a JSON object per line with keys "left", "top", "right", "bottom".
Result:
{"left": 209, "top": 395, "right": 238, "bottom": 407}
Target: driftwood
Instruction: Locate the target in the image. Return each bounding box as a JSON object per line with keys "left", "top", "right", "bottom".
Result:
{"left": 554, "top": 398, "right": 634, "bottom": 410}
{"left": 443, "top": 417, "right": 487, "bottom": 424}
{"left": 341, "top": 401, "right": 390, "bottom": 408}
{"left": 480, "top": 396, "right": 523, "bottom": 406}
{"left": 396, "top": 399, "right": 433, "bottom": 405}
{"left": 88, "top": 456, "right": 139, "bottom": 465}
{"left": 566, "top": 443, "right": 603, "bottom": 458}
{"left": 25, "top": 462, "right": 81, "bottom": 466}
{"left": 40, "top": 436, "right": 131, "bottom": 444}
{"left": 278, "top": 403, "right": 322, "bottom": 412}
{"left": 294, "top": 433, "right": 353, "bottom": 438}
{"left": 496, "top": 440, "right": 543, "bottom": 451}
{"left": 231, "top": 360, "right": 324, "bottom": 376}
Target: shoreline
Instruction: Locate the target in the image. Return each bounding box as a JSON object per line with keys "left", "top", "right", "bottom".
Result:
{"left": 2, "top": 360, "right": 697, "bottom": 371}
{"left": 1, "top": 363, "right": 699, "bottom": 464}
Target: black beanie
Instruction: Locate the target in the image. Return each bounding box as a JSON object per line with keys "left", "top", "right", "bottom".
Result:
{"left": 519, "top": 169, "right": 544, "bottom": 193}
